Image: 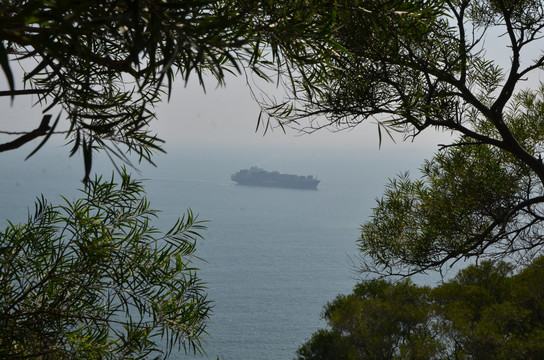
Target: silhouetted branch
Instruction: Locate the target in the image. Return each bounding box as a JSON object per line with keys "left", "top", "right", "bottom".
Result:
{"left": 0, "top": 89, "right": 49, "bottom": 97}
{"left": 0, "top": 115, "right": 51, "bottom": 152}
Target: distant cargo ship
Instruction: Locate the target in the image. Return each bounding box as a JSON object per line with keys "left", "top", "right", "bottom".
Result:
{"left": 231, "top": 167, "right": 320, "bottom": 190}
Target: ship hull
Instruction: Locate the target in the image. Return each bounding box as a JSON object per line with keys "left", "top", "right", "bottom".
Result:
{"left": 231, "top": 167, "right": 320, "bottom": 190}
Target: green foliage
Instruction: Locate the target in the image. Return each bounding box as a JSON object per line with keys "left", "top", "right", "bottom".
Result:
{"left": 0, "top": 172, "right": 211, "bottom": 359}
{"left": 432, "top": 260, "right": 544, "bottom": 360}
{"left": 0, "top": 0, "right": 338, "bottom": 178}
{"left": 266, "top": 0, "right": 544, "bottom": 137}
{"left": 1, "top": 0, "right": 249, "bottom": 174}
{"left": 296, "top": 257, "right": 544, "bottom": 360}
{"left": 359, "top": 125, "right": 533, "bottom": 274}
{"left": 256, "top": 0, "right": 544, "bottom": 274}
{"left": 296, "top": 278, "right": 439, "bottom": 360}
{"left": 357, "top": 81, "right": 544, "bottom": 275}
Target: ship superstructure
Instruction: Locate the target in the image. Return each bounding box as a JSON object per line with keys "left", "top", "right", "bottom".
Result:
{"left": 231, "top": 167, "right": 320, "bottom": 190}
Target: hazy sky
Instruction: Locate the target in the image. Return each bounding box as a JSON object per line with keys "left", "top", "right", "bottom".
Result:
{"left": 0, "top": 66, "right": 453, "bottom": 164}
{"left": 153, "top": 73, "right": 452, "bottom": 152}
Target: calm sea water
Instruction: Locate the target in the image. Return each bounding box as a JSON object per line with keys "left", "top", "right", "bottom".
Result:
{"left": 0, "top": 145, "right": 431, "bottom": 359}
{"left": 150, "top": 175, "right": 366, "bottom": 359}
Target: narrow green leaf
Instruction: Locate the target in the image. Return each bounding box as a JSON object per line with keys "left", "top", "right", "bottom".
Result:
{"left": 0, "top": 41, "right": 15, "bottom": 98}
{"left": 82, "top": 137, "right": 93, "bottom": 183}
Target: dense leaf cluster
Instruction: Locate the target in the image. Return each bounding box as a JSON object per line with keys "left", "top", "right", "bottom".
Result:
{"left": 0, "top": 173, "right": 210, "bottom": 359}
{"left": 360, "top": 87, "right": 544, "bottom": 275}
{"left": 297, "top": 257, "right": 544, "bottom": 360}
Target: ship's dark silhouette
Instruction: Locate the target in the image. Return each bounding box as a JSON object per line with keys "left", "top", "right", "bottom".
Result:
{"left": 231, "top": 167, "right": 320, "bottom": 190}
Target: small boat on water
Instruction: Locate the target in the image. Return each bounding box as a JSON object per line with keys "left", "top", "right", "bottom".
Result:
{"left": 231, "top": 167, "right": 320, "bottom": 190}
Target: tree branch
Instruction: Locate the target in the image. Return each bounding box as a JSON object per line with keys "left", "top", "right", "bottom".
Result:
{"left": 0, "top": 115, "right": 51, "bottom": 152}
{"left": 0, "top": 89, "right": 49, "bottom": 97}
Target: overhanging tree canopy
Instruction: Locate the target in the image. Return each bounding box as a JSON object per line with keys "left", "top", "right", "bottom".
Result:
{"left": 264, "top": 0, "right": 544, "bottom": 275}
{"left": 0, "top": 0, "right": 336, "bottom": 178}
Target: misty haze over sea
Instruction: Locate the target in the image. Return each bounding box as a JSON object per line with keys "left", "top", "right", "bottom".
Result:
{"left": 1, "top": 144, "right": 438, "bottom": 359}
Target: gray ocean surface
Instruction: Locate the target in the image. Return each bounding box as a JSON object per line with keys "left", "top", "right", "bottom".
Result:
{"left": 0, "top": 145, "right": 433, "bottom": 359}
